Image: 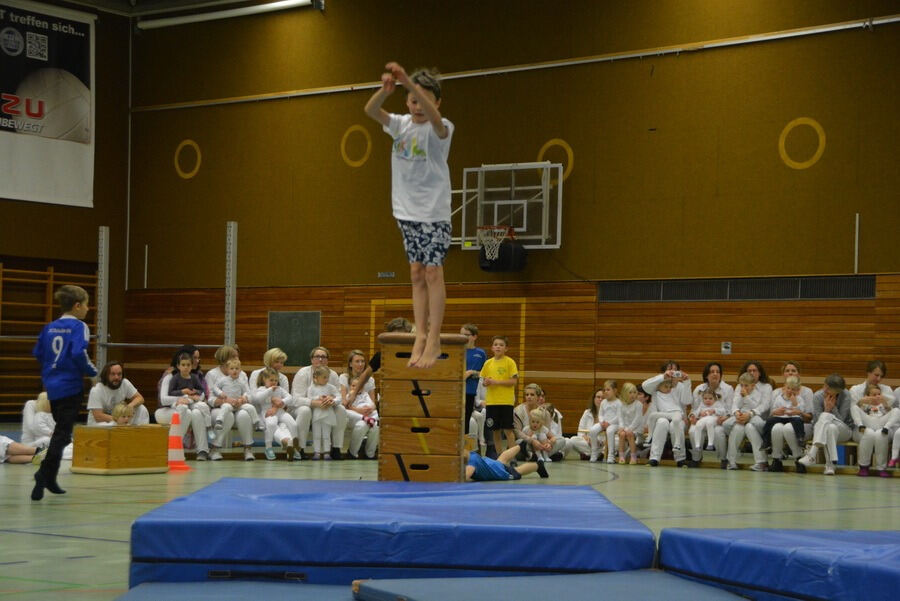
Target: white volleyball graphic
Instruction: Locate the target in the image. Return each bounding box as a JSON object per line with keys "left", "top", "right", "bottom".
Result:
{"left": 15, "top": 68, "right": 91, "bottom": 143}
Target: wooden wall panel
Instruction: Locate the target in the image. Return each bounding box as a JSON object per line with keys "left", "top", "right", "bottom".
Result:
{"left": 116, "top": 277, "right": 899, "bottom": 432}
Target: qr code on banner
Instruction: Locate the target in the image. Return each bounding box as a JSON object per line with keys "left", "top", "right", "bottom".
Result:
{"left": 26, "top": 31, "right": 48, "bottom": 61}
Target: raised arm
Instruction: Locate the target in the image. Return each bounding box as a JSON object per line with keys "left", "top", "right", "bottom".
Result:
{"left": 364, "top": 72, "right": 395, "bottom": 127}
{"left": 386, "top": 62, "right": 448, "bottom": 138}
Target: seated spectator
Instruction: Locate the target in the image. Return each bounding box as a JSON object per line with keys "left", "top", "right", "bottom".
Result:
{"left": 798, "top": 374, "right": 854, "bottom": 476}
{"left": 726, "top": 371, "right": 770, "bottom": 471}
{"left": 1, "top": 436, "right": 41, "bottom": 465}
{"left": 690, "top": 362, "right": 734, "bottom": 467}
{"left": 537, "top": 390, "right": 566, "bottom": 461}
{"left": 161, "top": 352, "right": 211, "bottom": 460}
{"left": 248, "top": 348, "right": 291, "bottom": 395}
{"left": 291, "top": 346, "right": 347, "bottom": 460}
{"left": 850, "top": 383, "right": 898, "bottom": 477}
{"left": 514, "top": 383, "right": 546, "bottom": 460}
{"left": 765, "top": 376, "right": 812, "bottom": 472}
{"left": 616, "top": 382, "right": 642, "bottom": 464}
{"left": 22, "top": 393, "right": 73, "bottom": 459}
{"left": 340, "top": 350, "right": 380, "bottom": 459}
{"left": 87, "top": 361, "right": 149, "bottom": 426}
{"left": 345, "top": 317, "right": 413, "bottom": 404}
{"left": 205, "top": 347, "right": 256, "bottom": 461}
{"left": 642, "top": 364, "right": 691, "bottom": 467}
{"left": 252, "top": 367, "right": 299, "bottom": 461}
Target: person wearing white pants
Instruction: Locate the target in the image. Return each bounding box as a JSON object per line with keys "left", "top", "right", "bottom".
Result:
{"left": 596, "top": 380, "right": 622, "bottom": 463}
{"left": 204, "top": 346, "right": 255, "bottom": 461}
{"left": 850, "top": 384, "right": 899, "bottom": 476}
{"left": 642, "top": 370, "right": 690, "bottom": 466}
{"left": 158, "top": 354, "right": 210, "bottom": 459}
{"left": 291, "top": 346, "right": 346, "bottom": 460}
{"left": 690, "top": 363, "right": 735, "bottom": 467}
{"left": 798, "top": 375, "right": 854, "bottom": 475}
{"left": 690, "top": 389, "right": 726, "bottom": 460}
{"left": 340, "top": 350, "right": 380, "bottom": 459}
{"left": 726, "top": 371, "right": 770, "bottom": 471}
{"left": 766, "top": 377, "right": 812, "bottom": 472}
{"left": 252, "top": 368, "right": 300, "bottom": 461}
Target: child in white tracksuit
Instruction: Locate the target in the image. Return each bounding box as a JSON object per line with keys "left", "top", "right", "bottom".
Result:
{"left": 727, "top": 372, "right": 769, "bottom": 471}
{"left": 309, "top": 366, "right": 341, "bottom": 459}
{"left": 616, "top": 383, "right": 642, "bottom": 464}
{"left": 344, "top": 376, "right": 380, "bottom": 459}
{"left": 213, "top": 358, "right": 260, "bottom": 431}
{"left": 252, "top": 368, "right": 300, "bottom": 461}
{"left": 691, "top": 389, "right": 726, "bottom": 455}
{"left": 597, "top": 380, "right": 622, "bottom": 464}
{"left": 851, "top": 384, "right": 900, "bottom": 476}
{"left": 521, "top": 408, "right": 553, "bottom": 462}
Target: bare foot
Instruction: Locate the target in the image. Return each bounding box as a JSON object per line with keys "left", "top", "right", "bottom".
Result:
{"left": 407, "top": 337, "right": 427, "bottom": 366}
{"left": 415, "top": 341, "right": 442, "bottom": 369}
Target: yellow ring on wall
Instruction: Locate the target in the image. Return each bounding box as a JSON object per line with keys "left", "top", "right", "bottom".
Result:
{"left": 341, "top": 124, "right": 372, "bottom": 168}
{"left": 778, "top": 117, "right": 825, "bottom": 170}
{"left": 537, "top": 138, "right": 574, "bottom": 183}
{"left": 174, "top": 139, "right": 202, "bottom": 179}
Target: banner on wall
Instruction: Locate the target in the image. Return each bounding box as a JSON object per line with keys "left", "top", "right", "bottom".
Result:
{"left": 0, "top": 0, "right": 95, "bottom": 207}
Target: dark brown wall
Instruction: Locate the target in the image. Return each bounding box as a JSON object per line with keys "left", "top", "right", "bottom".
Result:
{"left": 0, "top": 3, "right": 131, "bottom": 343}
{"left": 125, "top": 0, "right": 900, "bottom": 288}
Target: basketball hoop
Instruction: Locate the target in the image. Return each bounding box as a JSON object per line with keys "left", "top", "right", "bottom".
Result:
{"left": 477, "top": 226, "right": 513, "bottom": 261}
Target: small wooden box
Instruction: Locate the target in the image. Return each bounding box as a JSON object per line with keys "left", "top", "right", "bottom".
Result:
{"left": 378, "top": 453, "right": 463, "bottom": 482}
{"left": 378, "top": 333, "right": 467, "bottom": 381}
{"left": 380, "top": 379, "right": 464, "bottom": 418}
{"left": 71, "top": 425, "right": 169, "bottom": 475}
{"left": 380, "top": 417, "right": 463, "bottom": 456}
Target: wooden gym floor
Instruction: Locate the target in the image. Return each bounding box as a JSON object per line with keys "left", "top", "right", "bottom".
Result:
{"left": 1, "top": 448, "right": 897, "bottom": 600}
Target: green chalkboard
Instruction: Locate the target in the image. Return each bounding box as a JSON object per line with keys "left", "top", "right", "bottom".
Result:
{"left": 267, "top": 311, "right": 321, "bottom": 367}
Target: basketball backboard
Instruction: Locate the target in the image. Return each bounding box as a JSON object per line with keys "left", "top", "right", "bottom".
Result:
{"left": 453, "top": 162, "right": 563, "bottom": 250}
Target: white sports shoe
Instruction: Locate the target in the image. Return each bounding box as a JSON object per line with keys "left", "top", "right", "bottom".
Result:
{"left": 209, "top": 450, "right": 223, "bottom": 461}
{"left": 797, "top": 453, "right": 816, "bottom": 466}
{"left": 244, "top": 448, "right": 255, "bottom": 461}
{"left": 823, "top": 464, "right": 835, "bottom": 476}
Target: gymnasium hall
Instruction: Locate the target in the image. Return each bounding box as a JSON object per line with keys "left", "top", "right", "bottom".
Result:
{"left": 1, "top": 1, "right": 898, "bottom": 599}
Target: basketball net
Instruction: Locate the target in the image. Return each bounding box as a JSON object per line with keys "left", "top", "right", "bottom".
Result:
{"left": 477, "top": 226, "right": 512, "bottom": 261}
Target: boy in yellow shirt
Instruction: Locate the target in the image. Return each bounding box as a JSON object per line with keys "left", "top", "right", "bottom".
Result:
{"left": 480, "top": 336, "right": 518, "bottom": 459}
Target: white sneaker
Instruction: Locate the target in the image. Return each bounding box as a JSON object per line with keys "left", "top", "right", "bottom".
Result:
{"left": 544, "top": 456, "right": 553, "bottom": 463}
{"left": 209, "top": 450, "right": 223, "bottom": 461}
{"left": 823, "top": 464, "right": 835, "bottom": 476}
{"left": 606, "top": 457, "right": 616, "bottom": 464}
{"left": 589, "top": 452, "right": 599, "bottom": 463}
{"left": 798, "top": 454, "right": 815, "bottom": 467}
{"left": 244, "top": 448, "right": 255, "bottom": 461}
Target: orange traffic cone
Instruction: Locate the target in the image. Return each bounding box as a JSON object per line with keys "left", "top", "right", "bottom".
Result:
{"left": 167, "top": 412, "right": 191, "bottom": 472}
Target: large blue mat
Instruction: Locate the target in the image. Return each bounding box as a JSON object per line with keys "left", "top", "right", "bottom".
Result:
{"left": 355, "top": 570, "right": 744, "bottom": 601}
{"left": 116, "top": 581, "right": 352, "bottom": 601}
{"left": 659, "top": 528, "right": 900, "bottom": 601}
{"left": 130, "top": 478, "right": 655, "bottom": 586}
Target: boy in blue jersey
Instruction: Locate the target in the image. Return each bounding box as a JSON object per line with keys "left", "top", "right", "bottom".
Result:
{"left": 461, "top": 323, "right": 487, "bottom": 429}
{"left": 31, "top": 285, "right": 98, "bottom": 501}
{"left": 465, "top": 445, "right": 548, "bottom": 481}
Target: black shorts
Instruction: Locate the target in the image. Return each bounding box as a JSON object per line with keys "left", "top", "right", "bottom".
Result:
{"left": 486, "top": 405, "right": 514, "bottom": 431}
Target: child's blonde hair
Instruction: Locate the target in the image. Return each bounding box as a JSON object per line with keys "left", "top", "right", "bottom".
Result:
{"left": 866, "top": 383, "right": 882, "bottom": 396}
{"left": 215, "top": 345, "right": 239, "bottom": 365}
{"left": 620, "top": 382, "right": 637, "bottom": 404}
{"left": 312, "top": 365, "right": 330, "bottom": 381}
{"left": 529, "top": 407, "right": 547, "bottom": 424}
{"left": 112, "top": 402, "right": 134, "bottom": 421}
{"left": 738, "top": 372, "right": 755, "bottom": 386}
{"left": 225, "top": 357, "right": 242, "bottom": 370}
{"left": 35, "top": 392, "right": 50, "bottom": 413}
{"left": 701, "top": 388, "right": 718, "bottom": 402}
{"left": 784, "top": 376, "right": 801, "bottom": 391}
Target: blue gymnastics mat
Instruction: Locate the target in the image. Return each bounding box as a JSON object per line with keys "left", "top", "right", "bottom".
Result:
{"left": 355, "top": 570, "right": 745, "bottom": 601}
{"left": 659, "top": 528, "right": 900, "bottom": 601}
{"left": 116, "top": 581, "right": 352, "bottom": 600}
{"left": 129, "top": 478, "right": 655, "bottom": 587}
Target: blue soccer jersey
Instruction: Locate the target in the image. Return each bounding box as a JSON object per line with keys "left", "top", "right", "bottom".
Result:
{"left": 465, "top": 346, "right": 487, "bottom": 395}
{"left": 32, "top": 315, "right": 98, "bottom": 400}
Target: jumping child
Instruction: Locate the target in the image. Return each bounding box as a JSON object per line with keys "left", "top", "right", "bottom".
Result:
{"left": 365, "top": 62, "right": 454, "bottom": 368}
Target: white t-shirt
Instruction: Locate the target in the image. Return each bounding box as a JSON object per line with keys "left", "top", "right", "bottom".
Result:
{"left": 384, "top": 113, "right": 454, "bottom": 223}
{"left": 86, "top": 379, "right": 139, "bottom": 424}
